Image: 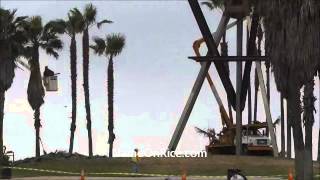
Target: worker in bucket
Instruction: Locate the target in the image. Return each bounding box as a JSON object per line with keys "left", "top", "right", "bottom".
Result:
{"left": 43, "top": 66, "right": 55, "bottom": 77}
{"left": 43, "top": 66, "right": 55, "bottom": 87}
{"left": 131, "top": 148, "right": 140, "bottom": 173}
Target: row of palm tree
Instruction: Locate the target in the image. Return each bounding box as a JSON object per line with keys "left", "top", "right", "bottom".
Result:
{"left": 0, "top": 4, "right": 125, "bottom": 158}
{"left": 258, "top": 1, "right": 320, "bottom": 179}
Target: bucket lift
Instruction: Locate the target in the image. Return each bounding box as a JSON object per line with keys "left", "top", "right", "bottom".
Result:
{"left": 43, "top": 66, "right": 59, "bottom": 91}
{"left": 16, "top": 59, "right": 59, "bottom": 92}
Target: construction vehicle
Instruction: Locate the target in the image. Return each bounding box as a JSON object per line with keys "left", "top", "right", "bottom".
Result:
{"left": 1, "top": 146, "right": 14, "bottom": 179}
{"left": 202, "top": 122, "right": 273, "bottom": 155}
{"left": 193, "top": 22, "right": 273, "bottom": 156}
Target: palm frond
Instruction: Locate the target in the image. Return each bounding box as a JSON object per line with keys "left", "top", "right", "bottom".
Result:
{"left": 195, "top": 127, "right": 216, "bottom": 138}
{"left": 83, "top": 3, "right": 97, "bottom": 26}
{"left": 201, "top": 0, "right": 224, "bottom": 10}
{"left": 97, "top": 19, "right": 113, "bottom": 29}
{"left": 44, "top": 19, "right": 66, "bottom": 34}
{"left": 90, "top": 36, "right": 106, "bottom": 56}
{"left": 27, "top": 16, "right": 43, "bottom": 39}
{"left": 45, "top": 47, "right": 59, "bottom": 59}
{"left": 273, "top": 117, "right": 280, "bottom": 127}
{"left": 68, "top": 8, "right": 84, "bottom": 33}
{"left": 105, "top": 33, "right": 125, "bottom": 57}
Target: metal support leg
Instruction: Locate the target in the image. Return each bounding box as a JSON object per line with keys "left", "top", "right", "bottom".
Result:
{"left": 167, "top": 62, "right": 211, "bottom": 151}
{"left": 256, "top": 62, "right": 279, "bottom": 157}
{"left": 167, "top": 0, "right": 229, "bottom": 151}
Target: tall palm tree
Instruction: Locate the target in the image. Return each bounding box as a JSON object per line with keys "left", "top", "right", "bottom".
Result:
{"left": 0, "top": 8, "right": 27, "bottom": 156}
{"left": 23, "top": 16, "right": 63, "bottom": 158}
{"left": 259, "top": 0, "right": 320, "bottom": 178}
{"left": 91, "top": 33, "right": 125, "bottom": 158}
{"left": 80, "top": 3, "right": 112, "bottom": 157}
{"left": 50, "top": 9, "right": 83, "bottom": 154}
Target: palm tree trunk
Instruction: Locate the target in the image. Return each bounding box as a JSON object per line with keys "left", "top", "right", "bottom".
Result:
{"left": 253, "top": 70, "right": 258, "bottom": 123}
{"left": 0, "top": 90, "right": 4, "bottom": 156}
{"left": 27, "top": 45, "right": 44, "bottom": 158}
{"left": 83, "top": 29, "right": 93, "bottom": 157}
{"left": 303, "top": 79, "right": 315, "bottom": 179}
{"left": 287, "top": 80, "right": 304, "bottom": 179}
{"left": 34, "top": 108, "right": 41, "bottom": 158}
{"left": 280, "top": 94, "right": 285, "bottom": 157}
{"left": 69, "top": 34, "right": 77, "bottom": 154}
{"left": 287, "top": 100, "right": 292, "bottom": 159}
{"left": 108, "top": 56, "right": 115, "bottom": 158}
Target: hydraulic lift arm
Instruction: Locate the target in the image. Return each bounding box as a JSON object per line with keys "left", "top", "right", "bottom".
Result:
{"left": 192, "top": 20, "right": 239, "bottom": 128}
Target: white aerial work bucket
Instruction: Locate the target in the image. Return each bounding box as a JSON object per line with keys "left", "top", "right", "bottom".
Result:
{"left": 43, "top": 75, "right": 58, "bottom": 91}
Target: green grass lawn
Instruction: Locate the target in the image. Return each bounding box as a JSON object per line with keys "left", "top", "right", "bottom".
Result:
{"left": 5, "top": 155, "right": 320, "bottom": 178}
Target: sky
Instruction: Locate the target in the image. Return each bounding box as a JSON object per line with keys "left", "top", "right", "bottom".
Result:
{"left": 1, "top": 0, "right": 319, "bottom": 160}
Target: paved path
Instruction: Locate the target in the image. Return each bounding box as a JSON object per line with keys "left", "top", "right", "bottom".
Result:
{"left": 11, "top": 176, "right": 282, "bottom": 180}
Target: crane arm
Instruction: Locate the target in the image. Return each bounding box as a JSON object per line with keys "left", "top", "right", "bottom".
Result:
{"left": 192, "top": 20, "right": 239, "bottom": 128}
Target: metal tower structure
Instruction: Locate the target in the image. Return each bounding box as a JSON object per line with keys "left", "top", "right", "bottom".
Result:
{"left": 167, "top": 0, "right": 278, "bottom": 157}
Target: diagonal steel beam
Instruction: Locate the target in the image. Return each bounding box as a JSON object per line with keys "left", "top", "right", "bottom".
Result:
{"left": 240, "top": 13, "right": 260, "bottom": 111}
{"left": 167, "top": 0, "right": 230, "bottom": 151}
{"left": 256, "top": 62, "right": 279, "bottom": 157}
{"left": 191, "top": 4, "right": 236, "bottom": 110}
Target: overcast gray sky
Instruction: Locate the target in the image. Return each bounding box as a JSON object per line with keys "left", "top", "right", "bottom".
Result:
{"left": 1, "top": 0, "right": 319, "bottom": 160}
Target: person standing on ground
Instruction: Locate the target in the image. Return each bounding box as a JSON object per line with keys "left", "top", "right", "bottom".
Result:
{"left": 131, "top": 148, "right": 140, "bottom": 173}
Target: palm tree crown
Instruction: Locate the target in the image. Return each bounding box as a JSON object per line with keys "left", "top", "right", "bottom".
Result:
{"left": 91, "top": 33, "right": 125, "bottom": 58}
{"left": 0, "top": 8, "right": 27, "bottom": 91}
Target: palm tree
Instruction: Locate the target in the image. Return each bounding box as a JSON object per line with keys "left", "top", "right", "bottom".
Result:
{"left": 91, "top": 33, "right": 125, "bottom": 158}
{"left": 0, "top": 8, "right": 27, "bottom": 156}
{"left": 80, "top": 3, "right": 112, "bottom": 157}
{"left": 50, "top": 9, "right": 83, "bottom": 154}
{"left": 258, "top": 1, "right": 320, "bottom": 178}
{"left": 23, "top": 16, "right": 63, "bottom": 158}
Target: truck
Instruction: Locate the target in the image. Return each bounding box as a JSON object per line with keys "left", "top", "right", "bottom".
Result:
{"left": 203, "top": 122, "right": 273, "bottom": 156}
